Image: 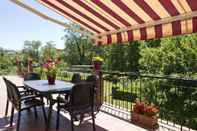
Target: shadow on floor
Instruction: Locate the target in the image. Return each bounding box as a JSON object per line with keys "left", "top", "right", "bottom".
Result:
{"left": 0, "top": 107, "right": 108, "bottom": 131}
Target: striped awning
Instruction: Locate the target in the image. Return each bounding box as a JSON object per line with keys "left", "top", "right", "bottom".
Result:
{"left": 11, "top": 0, "right": 197, "bottom": 45}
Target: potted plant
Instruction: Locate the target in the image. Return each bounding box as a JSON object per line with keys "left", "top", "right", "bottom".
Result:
{"left": 131, "top": 100, "right": 158, "bottom": 128}
{"left": 43, "top": 59, "right": 58, "bottom": 85}
{"left": 92, "top": 56, "right": 103, "bottom": 71}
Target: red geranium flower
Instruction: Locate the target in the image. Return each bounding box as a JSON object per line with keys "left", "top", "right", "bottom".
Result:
{"left": 133, "top": 100, "right": 158, "bottom": 117}
{"left": 43, "top": 58, "right": 60, "bottom": 76}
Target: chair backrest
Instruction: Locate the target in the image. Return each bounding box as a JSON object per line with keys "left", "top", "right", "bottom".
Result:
{"left": 3, "top": 77, "right": 13, "bottom": 101}
{"left": 24, "top": 72, "right": 40, "bottom": 81}
{"left": 71, "top": 73, "right": 81, "bottom": 83}
{"left": 4, "top": 78, "right": 21, "bottom": 109}
{"left": 70, "top": 82, "right": 94, "bottom": 112}
{"left": 86, "top": 75, "right": 98, "bottom": 89}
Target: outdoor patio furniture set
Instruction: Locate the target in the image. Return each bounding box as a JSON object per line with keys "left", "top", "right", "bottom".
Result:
{"left": 3, "top": 73, "right": 97, "bottom": 131}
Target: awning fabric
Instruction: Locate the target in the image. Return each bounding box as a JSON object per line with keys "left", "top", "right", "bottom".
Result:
{"left": 36, "top": 0, "right": 197, "bottom": 45}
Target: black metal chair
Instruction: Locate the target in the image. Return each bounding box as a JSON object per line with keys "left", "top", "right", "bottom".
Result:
{"left": 3, "top": 77, "right": 47, "bottom": 131}
{"left": 3, "top": 77, "right": 13, "bottom": 117}
{"left": 3, "top": 77, "right": 30, "bottom": 116}
{"left": 56, "top": 73, "right": 82, "bottom": 108}
{"left": 86, "top": 75, "right": 98, "bottom": 91}
{"left": 71, "top": 73, "right": 81, "bottom": 83}
{"left": 86, "top": 75, "right": 101, "bottom": 113}
{"left": 23, "top": 72, "right": 41, "bottom": 95}
{"left": 56, "top": 82, "right": 95, "bottom": 131}
{"left": 73, "top": 74, "right": 99, "bottom": 122}
{"left": 24, "top": 72, "right": 40, "bottom": 81}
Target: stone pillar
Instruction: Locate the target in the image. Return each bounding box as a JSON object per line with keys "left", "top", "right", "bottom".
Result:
{"left": 92, "top": 61, "right": 102, "bottom": 73}
{"left": 28, "top": 58, "right": 33, "bottom": 73}
{"left": 16, "top": 58, "right": 22, "bottom": 75}
{"left": 92, "top": 61, "right": 103, "bottom": 110}
{"left": 98, "top": 71, "right": 103, "bottom": 107}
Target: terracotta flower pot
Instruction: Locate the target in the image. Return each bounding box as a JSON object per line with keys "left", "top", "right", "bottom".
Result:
{"left": 47, "top": 75, "right": 56, "bottom": 85}
{"left": 131, "top": 113, "right": 157, "bottom": 128}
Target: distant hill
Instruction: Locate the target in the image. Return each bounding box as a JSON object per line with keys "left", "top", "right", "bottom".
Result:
{"left": 4, "top": 49, "right": 16, "bottom": 54}
{"left": 0, "top": 46, "right": 17, "bottom": 54}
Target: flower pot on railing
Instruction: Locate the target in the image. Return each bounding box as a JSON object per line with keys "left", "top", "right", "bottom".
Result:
{"left": 93, "top": 61, "right": 102, "bottom": 71}
{"left": 92, "top": 56, "right": 103, "bottom": 72}
{"left": 131, "top": 113, "right": 158, "bottom": 128}
{"left": 131, "top": 100, "right": 159, "bottom": 129}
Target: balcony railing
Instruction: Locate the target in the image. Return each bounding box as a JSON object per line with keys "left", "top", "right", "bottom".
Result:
{"left": 57, "top": 69, "right": 197, "bottom": 131}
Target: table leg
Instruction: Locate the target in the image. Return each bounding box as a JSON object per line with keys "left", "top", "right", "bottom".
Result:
{"left": 46, "top": 96, "right": 53, "bottom": 130}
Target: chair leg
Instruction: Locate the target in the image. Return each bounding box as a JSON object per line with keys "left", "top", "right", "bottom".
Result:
{"left": 56, "top": 101, "right": 60, "bottom": 130}
{"left": 41, "top": 105, "right": 47, "bottom": 124}
{"left": 10, "top": 106, "right": 14, "bottom": 127}
{"left": 5, "top": 100, "right": 9, "bottom": 116}
{"left": 79, "top": 114, "right": 84, "bottom": 125}
{"left": 33, "top": 107, "right": 38, "bottom": 118}
{"left": 46, "top": 99, "right": 53, "bottom": 129}
{"left": 71, "top": 114, "right": 74, "bottom": 131}
{"left": 16, "top": 110, "right": 21, "bottom": 131}
{"left": 92, "top": 111, "right": 96, "bottom": 131}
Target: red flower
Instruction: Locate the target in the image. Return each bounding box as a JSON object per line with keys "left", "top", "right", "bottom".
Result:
{"left": 47, "top": 59, "right": 53, "bottom": 63}
{"left": 43, "top": 58, "right": 60, "bottom": 76}
{"left": 43, "top": 63, "right": 49, "bottom": 69}
{"left": 133, "top": 100, "right": 158, "bottom": 117}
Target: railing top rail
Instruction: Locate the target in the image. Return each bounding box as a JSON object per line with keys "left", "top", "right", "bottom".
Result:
{"left": 60, "top": 68, "right": 92, "bottom": 73}
{"left": 71, "top": 65, "right": 93, "bottom": 68}
{"left": 102, "top": 70, "right": 197, "bottom": 81}
{"left": 60, "top": 68, "right": 197, "bottom": 82}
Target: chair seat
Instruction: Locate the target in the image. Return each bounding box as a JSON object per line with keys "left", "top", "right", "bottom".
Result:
{"left": 59, "top": 102, "right": 92, "bottom": 116}
{"left": 71, "top": 107, "right": 92, "bottom": 116}
{"left": 21, "top": 98, "right": 44, "bottom": 110}
{"left": 57, "top": 95, "right": 69, "bottom": 103}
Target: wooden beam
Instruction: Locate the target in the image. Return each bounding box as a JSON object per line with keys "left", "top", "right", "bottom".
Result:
{"left": 93, "top": 11, "right": 197, "bottom": 39}
{"left": 9, "top": 0, "right": 93, "bottom": 37}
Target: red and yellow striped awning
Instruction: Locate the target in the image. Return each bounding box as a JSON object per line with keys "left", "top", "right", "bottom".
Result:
{"left": 11, "top": 0, "right": 197, "bottom": 45}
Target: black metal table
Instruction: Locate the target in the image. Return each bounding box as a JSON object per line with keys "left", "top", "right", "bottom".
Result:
{"left": 24, "top": 80, "right": 74, "bottom": 129}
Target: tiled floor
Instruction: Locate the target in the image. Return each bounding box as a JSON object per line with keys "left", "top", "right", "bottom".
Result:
{"left": 0, "top": 76, "right": 192, "bottom": 131}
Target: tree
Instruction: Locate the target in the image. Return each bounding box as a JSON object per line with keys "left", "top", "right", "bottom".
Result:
{"left": 22, "top": 40, "right": 41, "bottom": 62}
{"left": 107, "top": 44, "right": 127, "bottom": 71}
{"left": 41, "top": 41, "right": 57, "bottom": 62}
{"left": 139, "top": 35, "right": 197, "bottom": 76}
{"left": 63, "top": 23, "right": 93, "bottom": 65}
{"left": 0, "top": 46, "right": 16, "bottom": 74}
{"left": 127, "top": 41, "right": 141, "bottom": 73}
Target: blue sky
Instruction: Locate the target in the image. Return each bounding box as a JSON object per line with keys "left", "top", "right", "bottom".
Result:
{"left": 0, "top": 0, "right": 68, "bottom": 50}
